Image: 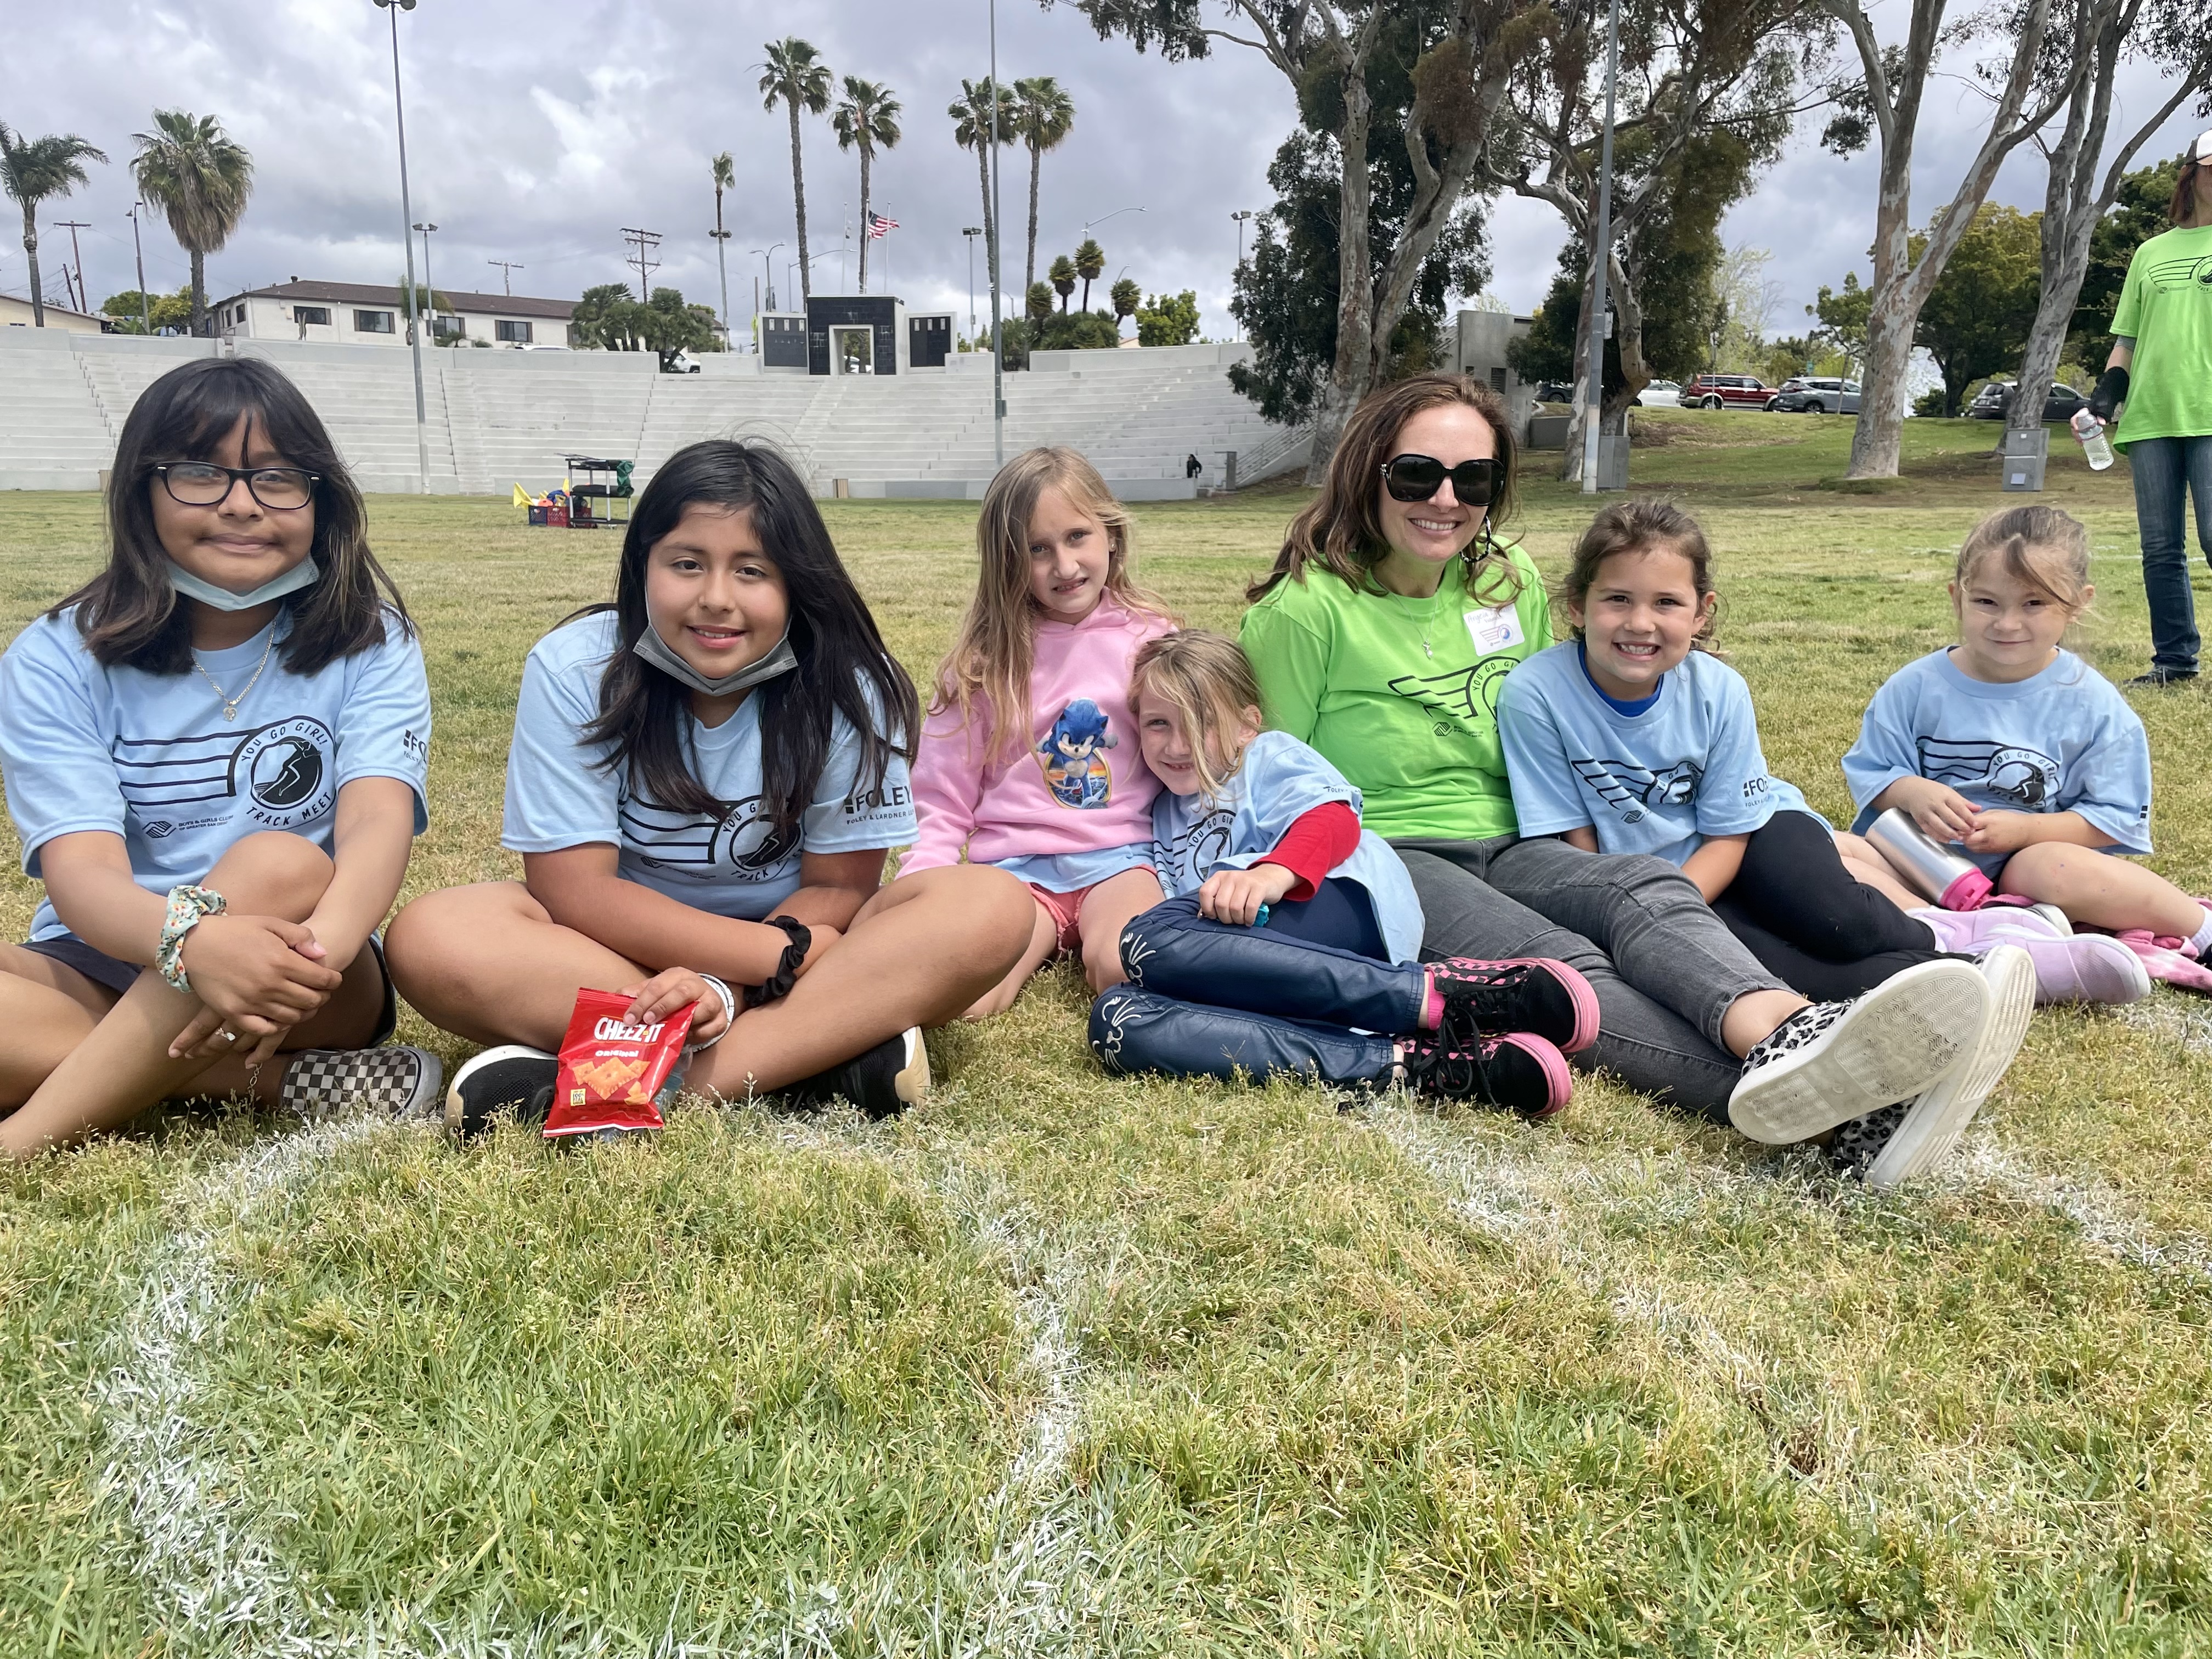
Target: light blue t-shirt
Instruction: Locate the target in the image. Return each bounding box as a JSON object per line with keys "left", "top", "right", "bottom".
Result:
{"left": 502, "top": 612, "right": 918, "bottom": 918}
{"left": 1149, "top": 729, "right": 1426, "bottom": 963}
{"left": 991, "top": 845, "right": 1154, "bottom": 893}
{"left": 1843, "top": 647, "right": 2152, "bottom": 876}
{"left": 1496, "top": 642, "right": 1813, "bottom": 868}
{"left": 0, "top": 606, "right": 431, "bottom": 942}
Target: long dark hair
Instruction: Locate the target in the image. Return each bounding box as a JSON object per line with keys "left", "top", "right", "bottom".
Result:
{"left": 56, "top": 356, "right": 410, "bottom": 674}
{"left": 1248, "top": 373, "right": 1523, "bottom": 605}
{"left": 575, "top": 439, "right": 920, "bottom": 831}
{"left": 2170, "top": 148, "right": 2205, "bottom": 226}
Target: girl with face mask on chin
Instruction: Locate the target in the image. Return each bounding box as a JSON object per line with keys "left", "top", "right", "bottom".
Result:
{"left": 1239, "top": 374, "right": 2005, "bottom": 1159}
{"left": 0, "top": 357, "right": 439, "bottom": 1158}
{"left": 386, "top": 440, "right": 1032, "bottom": 1127}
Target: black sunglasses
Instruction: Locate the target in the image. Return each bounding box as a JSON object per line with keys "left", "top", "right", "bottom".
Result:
{"left": 152, "top": 461, "right": 320, "bottom": 512}
{"left": 1380, "top": 453, "right": 1500, "bottom": 505}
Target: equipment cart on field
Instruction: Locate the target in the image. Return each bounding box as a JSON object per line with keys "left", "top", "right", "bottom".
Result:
{"left": 563, "top": 456, "right": 634, "bottom": 529}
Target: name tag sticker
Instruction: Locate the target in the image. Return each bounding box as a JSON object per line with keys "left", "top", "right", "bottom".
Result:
{"left": 1466, "top": 604, "right": 1525, "bottom": 654}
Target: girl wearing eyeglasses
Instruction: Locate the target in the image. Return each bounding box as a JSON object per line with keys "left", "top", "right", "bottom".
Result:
{"left": 1239, "top": 374, "right": 2013, "bottom": 1183}
{"left": 0, "top": 357, "right": 439, "bottom": 1158}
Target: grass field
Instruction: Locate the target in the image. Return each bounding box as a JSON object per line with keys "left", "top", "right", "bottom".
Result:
{"left": 3, "top": 411, "right": 2210, "bottom": 1656}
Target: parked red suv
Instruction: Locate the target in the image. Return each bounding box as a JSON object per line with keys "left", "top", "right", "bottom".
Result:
{"left": 1684, "top": 374, "right": 1773, "bottom": 410}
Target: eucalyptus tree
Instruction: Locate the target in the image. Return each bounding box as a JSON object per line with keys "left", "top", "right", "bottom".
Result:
{"left": 2004, "top": 0, "right": 2210, "bottom": 448}
{"left": 758, "top": 38, "right": 834, "bottom": 301}
{"left": 1013, "top": 76, "right": 1076, "bottom": 294}
{"left": 833, "top": 77, "right": 903, "bottom": 294}
{"left": 0, "top": 123, "right": 106, "bottom": 328}
{"left": 131, "top": 110, "right": 252, "bottom": 337}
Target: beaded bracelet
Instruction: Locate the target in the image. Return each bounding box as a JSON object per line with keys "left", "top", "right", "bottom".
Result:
{"left": 742, "top": 916, "right": 813, "bottom": 1010}
{"left": 156, "top": 884, "right": 228, "bottom": 993}
{"left": 690, "top": 973, "right": 738, "bottom": 1051}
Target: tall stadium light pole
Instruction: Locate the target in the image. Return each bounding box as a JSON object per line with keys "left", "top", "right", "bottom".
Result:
{"left": 752, "top": 242, "right": 782, "bottom": 311}
{"left": 128, "top": 201, "right": 151, "bottom": 334}
{"left": 414, "top": 221, "right": 438, "bottom": 337}
{"left": 962, "top": 226, "right": 982, "bottom": 336}
{"left": 1230, "top": 208, "right": 1253, "bottom": 339}
{"left": 988, "top": 0, "right": 1005, "bottom": 469}
{"left": 1580, "top": 0, "right": 1622, "bottom": 496}
{"left": 375, "top": 0, "right": 431, "bottom": 493}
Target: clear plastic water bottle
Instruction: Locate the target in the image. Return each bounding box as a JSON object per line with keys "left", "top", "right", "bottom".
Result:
{"left": 2072, "top": 408, "right": 2114, "bottom": 471}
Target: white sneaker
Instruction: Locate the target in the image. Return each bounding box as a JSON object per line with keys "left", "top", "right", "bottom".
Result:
{"left": 1727, "top": 958, "right": 1989, "bottom": 1146}
{"left": 1852, "top": 945, "right": 2037, "bottom": 1188}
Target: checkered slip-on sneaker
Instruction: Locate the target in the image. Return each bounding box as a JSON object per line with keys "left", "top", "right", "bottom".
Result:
{"left": 279, "top": 1046, "right": 443, "bottom": 1122}
{"left": 1726, "top": 958, "right": 1987, "bottom": 1146}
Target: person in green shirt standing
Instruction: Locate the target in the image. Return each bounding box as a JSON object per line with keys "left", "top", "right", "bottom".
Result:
{"left": 1240, "top": 374, "right": 2017, "bottom": 1171}
{"left": 2089, "top": 131, "right": 2212, "bottom": 686}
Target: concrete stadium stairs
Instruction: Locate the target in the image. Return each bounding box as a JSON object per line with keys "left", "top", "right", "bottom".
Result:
{"left": 0, "top": 332, "right": 1298, "bottom": 498}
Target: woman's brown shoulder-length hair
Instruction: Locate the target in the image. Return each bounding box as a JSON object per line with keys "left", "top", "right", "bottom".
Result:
{"left": 54, "top": 356, "right": 411, "bottom": 676}
{"left": 1246, "top": 373, "right": 1523, "bottom": 605}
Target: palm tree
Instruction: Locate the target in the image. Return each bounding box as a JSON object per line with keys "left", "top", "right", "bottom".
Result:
{"left": 1012, "top": 77, "right": 1074, "bottom": 296}
{"left": 758, "top": 38, "right": 833, "bottom": 302}
{"left": 0, "top": 125, "right": 108, "bottom": 328}
{"left": 949, "top": 80, "right": 1016, "bottom": 320}
{"left": 1074, "top": 238, "right": 1104, "bottom": 314}
{"left": 1048, "top": 253, "right": 1077, "bottom": 313}
{"left": 1110, "top": 277, "right": 1140, "bottom": 330}
{"left": 131, "top": 110, "right": 252, "bottom": 337}
{"left": 832, "top": 77, "right": 901, "bottom": 295}
{"left": 710, "top": 151, "right": 735, "bottom": 334}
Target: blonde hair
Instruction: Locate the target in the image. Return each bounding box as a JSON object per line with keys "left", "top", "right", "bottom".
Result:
{"left": 1130, "top": 629, "right": 1262, "bottom": 801}
{"left": 931, "top": 447, "right": 1172, "bottom": 763}
{"left": 1957, "top": 505, "right": 2094, "bottom": 616}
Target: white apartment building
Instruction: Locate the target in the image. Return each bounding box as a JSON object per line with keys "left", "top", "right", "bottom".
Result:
{"left": 204, "top": 279, "right": 577, "bottom": 348}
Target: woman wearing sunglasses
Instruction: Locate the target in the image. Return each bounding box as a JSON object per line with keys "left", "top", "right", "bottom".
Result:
{"left": 0, "top": 357, "right": 440, "bottom": 1158}
{"left": 1240, "top": 374, "right": 2006, "bottom": 1148}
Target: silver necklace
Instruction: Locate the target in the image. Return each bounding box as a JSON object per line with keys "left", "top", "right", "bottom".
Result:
{"left": 1389, "top": 588, "right": 1449, "bottom": 659}
{"left": 193, "top": 630, "right": 276, "bottom": 721}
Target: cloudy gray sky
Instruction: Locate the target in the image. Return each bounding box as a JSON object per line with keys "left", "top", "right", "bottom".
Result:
{"left": 5, "top": 0, "right": 2203, "bottom": 341}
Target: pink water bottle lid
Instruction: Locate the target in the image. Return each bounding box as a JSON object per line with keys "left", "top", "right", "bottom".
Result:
{"left": 1940, "top": 868, "right": 1994, "bottom": 910}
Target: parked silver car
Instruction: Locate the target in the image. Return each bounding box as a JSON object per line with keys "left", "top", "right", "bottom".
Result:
{"left": 1634, "top": 379, "right": 1683, "bottom": 408}
{"left": 1770, "top": 375, "right": 1861, "bottom": 414}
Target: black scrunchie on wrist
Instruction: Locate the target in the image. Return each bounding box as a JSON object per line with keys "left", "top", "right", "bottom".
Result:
{"left": 2088, "top": 364, "right": 2129, "bottom": 422}
{"left": 743, "top": 915, "right": 814, "bottom": 1009}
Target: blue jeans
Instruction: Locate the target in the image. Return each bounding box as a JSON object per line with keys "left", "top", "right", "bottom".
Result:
{"left": 2129, "top": 434, "right": 2212, "bottom": 672}
{"left": 1089, "top": 885, "right": 1424, "bottom": 1087}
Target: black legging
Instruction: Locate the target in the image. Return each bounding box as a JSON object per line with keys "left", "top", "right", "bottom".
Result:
{"left": 1712, "top": 810, "right": 1955, "bottom": 1002}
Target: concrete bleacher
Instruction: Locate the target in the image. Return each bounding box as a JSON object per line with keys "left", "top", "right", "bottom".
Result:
{"left": 0, "top": 331, "right": 1302, "bottom": 499}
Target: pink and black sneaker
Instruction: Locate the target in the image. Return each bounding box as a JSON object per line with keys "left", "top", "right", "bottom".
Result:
{"left": 1425, "top": 957, "right": 1599, "bottom": 1054}
{"left": 1401, "top": 1028, "right": 1573, "bottom": 1120}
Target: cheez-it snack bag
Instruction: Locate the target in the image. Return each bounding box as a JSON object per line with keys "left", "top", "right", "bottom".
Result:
{"left": 545, "top": 988, "right": 695, "bottom": 1139}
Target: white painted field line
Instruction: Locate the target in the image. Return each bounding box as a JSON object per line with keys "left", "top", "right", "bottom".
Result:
{"left": 94, "top": 1116, "right": 436, "bottom": 1659}
{"left": 2111, "top": 994, "right": 2212, "bottom": 1062}
{"left": 1945, "top": 1133, "right": 2212, "bottom": 1280}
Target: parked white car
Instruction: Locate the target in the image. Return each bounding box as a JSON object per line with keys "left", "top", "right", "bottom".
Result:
{"left": 1636, "top": 379, "right": 1683, "bottom": 408}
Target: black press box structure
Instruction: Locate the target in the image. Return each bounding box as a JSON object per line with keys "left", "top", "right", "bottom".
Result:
{"left": 755, "top": 298, "right": 955, "bottom": 375}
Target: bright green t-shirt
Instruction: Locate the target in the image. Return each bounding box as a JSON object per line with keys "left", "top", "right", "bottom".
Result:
{"left": 2110, "top": 224, "right": 2212, "bottom": 452}
{"left": 1240, "top": 546, "right": 1554, "bottom": 840}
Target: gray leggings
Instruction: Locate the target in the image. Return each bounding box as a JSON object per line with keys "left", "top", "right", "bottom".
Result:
{"left": 1393, "top": 835, "right": 1790, "bottom": 1122}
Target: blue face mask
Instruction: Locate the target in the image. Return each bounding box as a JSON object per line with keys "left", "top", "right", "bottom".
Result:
{"left": 165, "top": 556, "right": 321, "bottom": 612}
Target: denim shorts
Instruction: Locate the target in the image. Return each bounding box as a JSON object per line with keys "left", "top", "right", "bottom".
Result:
{"left": 19, "top": 931, "right": 399, "bottom": 1046}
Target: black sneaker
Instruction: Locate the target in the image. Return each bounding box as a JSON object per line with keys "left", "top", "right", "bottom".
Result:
{"left": 1726, "top": 958, "right": 1987, "bottom": 1146}
{"left": 280, "top": 1046, "right": 443, "bottom": 1121}
{"left": 444, "top": 1045, "right": 556, "bottom": 1139}
{"left": 784, "top": 1026, "right": 930, "bottom": 1119}
{"left": 2126, "top": 666, "right": 2198, "bottom": 687}
{"left": 1427, "top": 957, "right": 1600, "bottom": 1052}
{"left": 1400, "top": 1028, "right": 1572, "bottom": 1119}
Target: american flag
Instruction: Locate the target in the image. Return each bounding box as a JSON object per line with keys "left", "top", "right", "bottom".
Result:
{"left": 867, "top": 212, "right": 898, "bottom": 239}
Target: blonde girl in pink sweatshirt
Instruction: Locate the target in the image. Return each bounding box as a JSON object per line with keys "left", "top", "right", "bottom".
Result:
{"left": 905, "top": 449, "right": 1178, "bottom": 1016}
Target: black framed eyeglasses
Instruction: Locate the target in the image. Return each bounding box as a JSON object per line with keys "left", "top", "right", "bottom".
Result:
{"left": 152, "top": 461, "right": 319, "bottom": 511}
{"left": 1380, "top": 453, "right": 1500, "bottom": 505}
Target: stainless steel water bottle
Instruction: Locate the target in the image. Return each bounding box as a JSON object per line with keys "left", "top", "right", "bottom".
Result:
{"left": 1865, "top": 808, "right": 1993, "bottom": 910}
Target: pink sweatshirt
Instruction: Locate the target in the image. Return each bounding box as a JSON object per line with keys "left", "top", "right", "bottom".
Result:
{"left": 904, "top": 597, "right": 1174, "bottom": 874}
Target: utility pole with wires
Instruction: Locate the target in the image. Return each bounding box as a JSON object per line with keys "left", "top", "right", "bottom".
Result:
{"left": 621, "top": 227, "right": 662, "bottom": 301}
{"left": 128, "top": 202, "right": 151, "bottom": 333}
{"left": 487, "top": 258, "right": 524, "bottom": 296}
{"left": 55, "top": 222, "right": 91, "bottom": 313}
